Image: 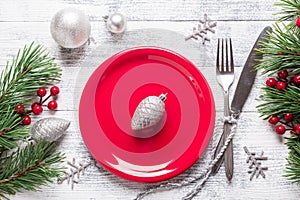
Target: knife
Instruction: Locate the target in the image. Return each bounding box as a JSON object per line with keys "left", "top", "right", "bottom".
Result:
{"left": 211, "top": 26, "right": 272, "bottom": 177}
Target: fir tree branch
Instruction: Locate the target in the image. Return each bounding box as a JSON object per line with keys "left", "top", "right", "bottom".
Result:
{"left": 0, "top": 141, "right": 65, "bottom": 199}
{"left": 0, "top": 107, "right": 29, "bottom": 149}
{"left": 0, "top": 43, "right": 62, "bottom": 150}
{"left": 0, "top": 43, "right": 61, "bottom": 110}
{"left": 256, "top": 23, "right": 300, "bottom": 75}
{"left": 257, "top": 85, "right": 300, "bottom": 120}
{"left": 275, "top": 0, "right": 300, "bottom": 21}
{"left": 285, "top": 134, "right": 300, "bottom": 184}
{"left": 257, "top": 0, "right": 300, "bottom": 186}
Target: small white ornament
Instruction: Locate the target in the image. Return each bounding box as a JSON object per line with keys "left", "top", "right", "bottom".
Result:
{"left": 50, "top": 8, "right": 91, "bottom": 48}
{"left": 31, "top": 117, "right": 70, "bottom": 142}
{"left": 131, "top": 93, "right": 167, "bottom": 138}
{"left": 104, "top": 13, "right": 127, "bottom": 34}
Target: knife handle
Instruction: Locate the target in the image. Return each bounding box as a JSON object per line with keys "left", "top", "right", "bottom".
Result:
{"left": 224, "top": 122, "right": 233, "bottom": 181}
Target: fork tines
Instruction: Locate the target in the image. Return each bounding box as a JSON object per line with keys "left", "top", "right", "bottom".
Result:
{"left": 216, "top": 38, "right": 234, "bottom": 73}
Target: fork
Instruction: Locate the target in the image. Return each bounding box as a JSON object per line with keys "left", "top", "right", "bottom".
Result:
{"left": 215, "top": 38, "right": 235, "bottom": 181}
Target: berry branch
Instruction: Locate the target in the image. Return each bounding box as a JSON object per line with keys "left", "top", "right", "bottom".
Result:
{"left": 0, "top": 43, "right": 65, "bottom": 199}
{"left": 256, "top": 0, "right": 300, "bottom": 185}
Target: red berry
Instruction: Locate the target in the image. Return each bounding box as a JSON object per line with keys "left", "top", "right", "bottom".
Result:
{"left": 283, "top": 113, "right": 293, "bottom": 121}
{"left": 37, "top": 87, "right": 47, "bottom": 97}
{"left": 296, "top": 17, "right": 300, "bottom": 28}
{"left": 22, "top": 115, "right": 31, "bottom": 125}
{"left": 275, "top": 125, "right": 286, "bottom": 135}
{"left": 50, "top": 86, "right": 60, "bottom": 96}
{"left": 266, "top": 77, "right": 277, "bottom": 87}
{"left": 268, "top": 115, "right": 279, "bottom": 124}
{"left": 47, "top": 100, "right": 58, "bottom": 110}
{"left": 278, "top": 70, "right": 288, "bottom": 79}
{"left": 293, "top": 74, "right": 300, "bottom": 85}
{"left": 276, "top": 81, "right": 286, "bottom": 90}
{"left": 31, "top": 102, "right": 39, "bottom": 109}
{"left": 32, "top": 104, "right": 43, "bottom": 115}
{"left": 14, "top": 105, "right": 25, "bottom": 114}
{"left": 295, "top": 124, "right": 300, "bottom": 134}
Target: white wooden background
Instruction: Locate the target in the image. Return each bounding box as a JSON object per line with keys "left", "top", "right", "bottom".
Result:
{"left": 0, "top": 0, "right": 299, "bottom": 199}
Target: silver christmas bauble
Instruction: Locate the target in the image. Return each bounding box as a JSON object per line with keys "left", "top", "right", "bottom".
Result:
{"left": 131, "top": 93, "right": 167, "bottom": 138}
{"left": 105, "top": 13, "right": 127, "bottom": 34}
{"left": 50, "top": 8, "right": 91, "bottom": 48}
{"left": 31, "top": 117, "right": 70, "bottom": 142}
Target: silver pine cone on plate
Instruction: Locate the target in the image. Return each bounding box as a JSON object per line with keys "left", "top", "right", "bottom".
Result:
{"left": 131, "top": 93, "right": 167, "bottom": 138}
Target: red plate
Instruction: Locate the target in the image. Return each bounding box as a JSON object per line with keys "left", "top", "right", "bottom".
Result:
{"left": 79, "top": 47, "right": 215, "bottom": 182}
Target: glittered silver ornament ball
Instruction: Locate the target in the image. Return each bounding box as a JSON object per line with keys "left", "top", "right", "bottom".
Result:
{"left": 50, "top": 8, "right": 91, "bottom": 48}
{"left": 104, "top": 13, "right": 127, "bottom": 34}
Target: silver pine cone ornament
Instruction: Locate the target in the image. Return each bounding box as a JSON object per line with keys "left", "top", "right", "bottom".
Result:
{"left": 131, "top": 93, "right": 167, "bottom": 138}
{"left": 31, "top": 117, "right": 70, "bottom": 142}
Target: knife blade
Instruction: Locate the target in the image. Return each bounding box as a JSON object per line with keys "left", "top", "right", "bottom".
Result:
{"left": 211, "top": 26, "right": 272, "bottom": 176}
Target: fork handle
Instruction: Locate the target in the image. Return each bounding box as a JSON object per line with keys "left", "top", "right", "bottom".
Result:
{"left": 224, "top": 122, "right": 234, "bottom": 181}
{"left": 224, "top": 91, "right": 230, "bottom": 117}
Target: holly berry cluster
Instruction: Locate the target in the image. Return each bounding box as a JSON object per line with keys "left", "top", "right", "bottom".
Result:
{"left": 14, "top": 86, "right": 60, "bottom": 125}
{"left": 268, "top": 113, "right": 300, "bottom": 135}
{"left": 265, "top": 70, "right": 300, "bottom": 135}
{"left": 265, "top": 70, "right": 300, "bottom": 90}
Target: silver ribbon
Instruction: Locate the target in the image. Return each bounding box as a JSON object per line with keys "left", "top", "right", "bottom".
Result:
{"left": 135, "top": 119, "right": 238, "bottom": 200}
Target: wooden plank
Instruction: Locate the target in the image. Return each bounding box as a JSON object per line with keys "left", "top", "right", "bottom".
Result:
{"left": 0, "top": 21, "right": 272, "bottom": 112}
{"left": 0, "top": 0, "right": 279, "bottom": 22}
{"left": 10, "top": 111, "right": 297, "bottom": 200}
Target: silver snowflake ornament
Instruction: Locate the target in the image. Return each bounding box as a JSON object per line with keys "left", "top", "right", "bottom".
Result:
{"left": 185, "top": 14, "right": 217, "bottom": 44}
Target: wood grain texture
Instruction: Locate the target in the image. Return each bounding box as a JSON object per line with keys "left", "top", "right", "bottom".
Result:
{"left": 0, "top": 0, "right": 280, "bottom": 21}
{"left": 0, "top": 0, "right": 298, "bottom": 199}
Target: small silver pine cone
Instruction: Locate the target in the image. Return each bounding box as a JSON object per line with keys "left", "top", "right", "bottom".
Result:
{"left": 131, "top": 93, "right": 167, "bottom": 138}
{"left": 31, "top": 117, "right": 70, "bottom": 142}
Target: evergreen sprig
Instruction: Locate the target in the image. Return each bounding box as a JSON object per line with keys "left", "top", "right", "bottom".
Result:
{"left": 0, "top": 43, "right": 61, "bottom": 150}
{"left": 0, "top": 43, "right": 65, "bottom": 199}
{"left": 258, "top": 85, "right": 300, "bottom": 120}
{"left": 0, "top": 108, "right": 29, "bottom": 149}
{"left": 0, "top": 141, "right": 65, "bottom": 199}
{"left": 256, "top": 23, "right": 300, "bottom": 75}
{"left": 275, "top": 0, "right": 300, "bottom": 21}
{"left": 257, "top": 0, "right": 300, "bottom": 185}
{"left": 285, "top": 134, "right": 300, "bottom": 183}
{"left": 0, "top": 43, "right": 61, "bottom": 111}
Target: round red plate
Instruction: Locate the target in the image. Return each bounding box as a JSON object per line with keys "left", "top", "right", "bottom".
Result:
{"left": 79, "top": 47, "right": 215, "bottom": 182}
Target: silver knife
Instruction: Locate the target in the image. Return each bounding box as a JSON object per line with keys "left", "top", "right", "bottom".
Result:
{"left": 211, "top": 26, "right": 272, "bottom": 178}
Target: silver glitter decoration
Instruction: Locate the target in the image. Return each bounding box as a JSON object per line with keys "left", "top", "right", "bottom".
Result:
{"left": 50, "top": 8, "right": 91, "bottom": 48}
{"left": 57, "top": 158, "right": 94, "bottom": 190}
{"left": 31, "top": 117, "right": 70, "bottom": 142}
{"left": 131, "top": 93, "right": 167, "bottom": 138}
{"left": 185, "top": 14, "right": 217, "bottom": 44}
{"left": 135, "top": 121, "right": 237, "bottom": 200}
{"left": 244, "top": 146, "right": 268, "bottom": 180}
{"left": 103, "top": 12, "right": 127, "bottom": 34}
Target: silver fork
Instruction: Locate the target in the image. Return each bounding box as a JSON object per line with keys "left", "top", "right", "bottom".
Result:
{"left": 215, "top": 38, "right": 235, "bottom": 180}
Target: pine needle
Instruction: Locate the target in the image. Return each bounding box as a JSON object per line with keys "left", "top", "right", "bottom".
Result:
{"left": 257, "top": 0, "right": 300, "bottom": 185}
{"left": 0, "top": 141, "right": 65, "bottom": 198}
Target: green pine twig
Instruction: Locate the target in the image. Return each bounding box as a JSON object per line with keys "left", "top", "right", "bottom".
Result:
{"left": 0, "top": 42, "right": 61, "bottom": 111}
{"left": 257, "top": 0, "right": 300, "bottom": 186}
{"left": 256, "top": 23, "right": 300, "bottom": 75}
{"left": 0, "top": 43, "right": 62, "bottom": 150}
{"left": 0, "top": 107, "right": 29, "bottom": 149}
{"left": 0, "top": 141, "right": 65, "bottom": 199}
{"left": 285, "top": 134, "right": 300, "bottom": 184}
{"left": 257, "top": 85, "right": 300, "bottom": 120}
